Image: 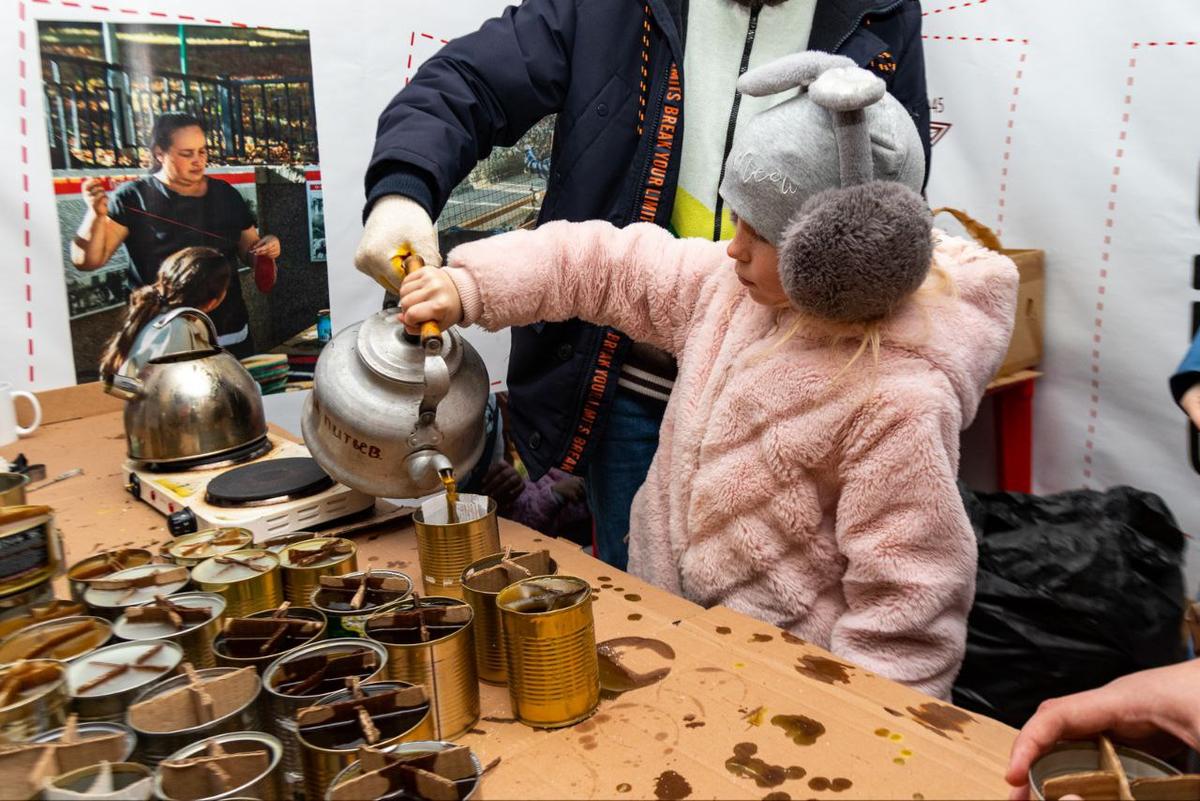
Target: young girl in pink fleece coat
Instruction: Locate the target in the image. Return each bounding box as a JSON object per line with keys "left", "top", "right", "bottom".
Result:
{"left": 398, "top": 53, "right": 1018, "bottom": 699}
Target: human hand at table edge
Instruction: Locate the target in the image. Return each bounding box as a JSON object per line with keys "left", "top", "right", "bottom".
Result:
{"left": 399, "top": 267, "right": 464, "bottom": 333}
{"left": 1181, "top": 384, "right": 1200, "bottom": 429}
{"left": 1005, "top": 659, "right": 1200, "bottom": 800}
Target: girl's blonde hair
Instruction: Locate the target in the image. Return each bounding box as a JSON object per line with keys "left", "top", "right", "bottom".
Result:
{"left": 758, "top": 259, "right": 956, "bottom": 384}
{"left": 99, "top": 246, "right": 232, "bottom": 377}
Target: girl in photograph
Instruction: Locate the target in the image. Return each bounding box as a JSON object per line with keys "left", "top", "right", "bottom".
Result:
{"left": 99, "top": 246, "right": 233, "bottom": 379}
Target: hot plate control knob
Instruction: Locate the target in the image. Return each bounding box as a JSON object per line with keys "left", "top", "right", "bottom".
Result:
{"left": 167, "top": 508, "right": 198, "bottom": 537}
{"left": 126, "top": 474, "right": 141, "bottom": 500}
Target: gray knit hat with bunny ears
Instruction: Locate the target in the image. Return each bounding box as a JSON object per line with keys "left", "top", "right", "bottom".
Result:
{"left": 718, "top": 52, "right": 933, "bottom": 322}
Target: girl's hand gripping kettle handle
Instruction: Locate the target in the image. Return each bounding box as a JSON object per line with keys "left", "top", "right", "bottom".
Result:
{"left": 391, "top": 249, "right": 444, "bottom": 355}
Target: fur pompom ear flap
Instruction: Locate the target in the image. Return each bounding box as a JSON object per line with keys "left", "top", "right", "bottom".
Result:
{"left": 736, "top": 51, "right": 857, "bottom": 97}
{"left": 777, "top": 182, "right": 934, "bottom": 323}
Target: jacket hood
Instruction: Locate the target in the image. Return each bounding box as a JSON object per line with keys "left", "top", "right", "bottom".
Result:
{"left": 880, "top": 232, "right": 1020, "bottom": 422}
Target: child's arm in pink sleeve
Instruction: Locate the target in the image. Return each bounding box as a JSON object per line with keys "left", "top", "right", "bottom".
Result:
{"left": 444, "top": 220, "right": 722, "bottom": 355}
{"left": 830, "top": 397, "right": 976, "bottom": 701}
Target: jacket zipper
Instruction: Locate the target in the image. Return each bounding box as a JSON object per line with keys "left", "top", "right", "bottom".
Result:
{"left": 631, "top": 56, "right": 674, "bottom": 226}
{"left": 832, "top": 0, "right": 904, "bottom": 53}
{"left": 710, "top": 6, "right": 761, "bottom": 241}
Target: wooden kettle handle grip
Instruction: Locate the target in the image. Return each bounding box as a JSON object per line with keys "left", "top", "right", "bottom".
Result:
{"left": 391, "top": 250, "right": 443, "bottom": 346}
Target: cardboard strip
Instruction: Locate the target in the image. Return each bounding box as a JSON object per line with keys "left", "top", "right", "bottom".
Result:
{"left": 1042, "top": 771, "right": 1121, "bottom": 801}
{"left": 25, "top": 621, "right": 101, "bottom": 659}
{"left": 463, "top": 550, "right": 552, "bottom": 593}
{"left": 158, "top": 751, "right": 269, "bottom": 801}
{"left": 288, "top": 540, "right": 353, "bottom": 567}
{"left": 295, "top": 685, "right": 429, "bottom": 727}
{"left": 127, "top": 666, "right": 257, "bottom": 732}
{"left": 0, "top": 662, "right": 62, "bottom": 706}
{"left": 328, "top": 745, "right": 476, "bottom": 801}
{"left": 318, "top": 574, "right": 409, "bottom": 593}
{"left": 0, "top": 733, "right": 127, "bottom": 800}
{"left": 89, "top": 567, "right": 187, "bottom": 591}
{"left": 1131, "top": 776, "right": 1200, "bottom": 801}
{"left": 1098, "top": 736, "right": 1134, "bottom": 801}
{"left": 270, "top": 649, "right": 380, "bottom": 696}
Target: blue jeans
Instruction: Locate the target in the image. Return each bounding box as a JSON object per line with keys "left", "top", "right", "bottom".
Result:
{"left": 585, "top": 390, "right": 664, "bottom": 571}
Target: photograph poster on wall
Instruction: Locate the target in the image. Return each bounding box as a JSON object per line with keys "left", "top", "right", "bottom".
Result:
{"left": 305, "top": 177, "right": 325, "bottom": 263}
{"left": 39, "top": 20, "right": 331, "bottom": 391}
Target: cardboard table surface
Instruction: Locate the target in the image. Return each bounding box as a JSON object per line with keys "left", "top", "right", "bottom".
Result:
{"left": 3, "top": 385, "right": 1017, "bottom": 800}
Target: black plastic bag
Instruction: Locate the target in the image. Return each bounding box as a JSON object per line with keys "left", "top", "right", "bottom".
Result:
{"left": 952, "top": 485, "right": 1188, "bottom": 727}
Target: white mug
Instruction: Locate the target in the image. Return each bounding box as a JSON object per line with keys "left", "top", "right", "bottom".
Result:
{"left": 0, "top": 382, "right": 41, "bottom": 446}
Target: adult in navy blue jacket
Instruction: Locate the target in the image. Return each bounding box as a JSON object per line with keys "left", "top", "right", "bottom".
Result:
{"left": 356, "top": 0, "right": 932, "bottom": 570}
{"left": 1172, "top": 331, "right": 1200, "bottom": 427}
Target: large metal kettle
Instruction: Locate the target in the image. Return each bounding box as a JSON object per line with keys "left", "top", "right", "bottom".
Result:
{"left": 301, "top": 255, "right": 489, "bottom": 498}
{"left": 104, "top": 308, "right": 268, "bottom": 464}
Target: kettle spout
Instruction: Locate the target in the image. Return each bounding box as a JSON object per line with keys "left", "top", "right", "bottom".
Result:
{"left": 406, "top": 449, "right": 453, "bottom": 491}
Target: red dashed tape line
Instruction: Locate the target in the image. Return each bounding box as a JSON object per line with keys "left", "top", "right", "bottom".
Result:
{"left": 404, "top": 31, "right": 451, "bottom": 85}
{"left": 922, "top": 35, "right": 1030, "bottom": 44}
{"left": 1083, "top": 39, "right": 1198, "bottom": 485}
{"left": 922, "top": 0, "right": 989, "bottom": 16}
{"left": 994, "top": 49, "right": 1027, "bottom": 239}
{"left": 31, "top": 0, "right": 247, "bottom": 27}
{"left": 18, "top": 0, "right": 33, "bottom": 384}
{"left": 920, "top": 36, "right": 1030, "bottom": 241}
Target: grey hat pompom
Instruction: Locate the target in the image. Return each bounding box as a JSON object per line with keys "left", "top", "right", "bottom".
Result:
{"left": 777, "top": 182, "right": 934, "bottom": 322}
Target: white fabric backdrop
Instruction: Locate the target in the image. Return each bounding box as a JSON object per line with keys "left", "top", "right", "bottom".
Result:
{"left": 2, "top": 0, "right": 1198, "bottom": 589}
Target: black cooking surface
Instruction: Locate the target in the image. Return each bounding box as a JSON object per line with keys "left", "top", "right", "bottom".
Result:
{"left": 135, "top": 437, "right": 273, "bottom": 473}
{"left": 205, "top": 457, "right": 333, "bottom": 507}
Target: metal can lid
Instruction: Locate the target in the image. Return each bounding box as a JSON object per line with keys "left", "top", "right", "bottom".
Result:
{"left": 496, "top": 575, "right": 592, "bottom": 616}
{"left": 113, "top": 592, "right": 225, "bottom": 641}
{"left": 310, "top": 570, "right": 412, "bottom": 614}
{"left": 0, "top": 615, "right": 111, "bottom": 663}
{"left": 68, "top": 640, "right": 183, "bottom": 698}
{"left": 156, "top": 730, "right": 283, "bottom": 801}
{"left": 1029, "top": 741, "right": 1181, "bottom": 799}
{"left": 166, "top": 529, "right": 253, "bottom": 564}
{"left": 261, "top": 637, "right": 388, "bottom": 699}
{"left": 192, "top": 549, "right": 279, "bottom": 585}
{"left": 280, "top": 537, "right": 356, "bottom": 570}
{"left": 67, "top": 548, "right": 154, "bottom": 582}
{"left": 83, "top": 564, "right": 190, "bottom": 609}
{"left": 0, "top": 658, "right": 66, "bottom": 710}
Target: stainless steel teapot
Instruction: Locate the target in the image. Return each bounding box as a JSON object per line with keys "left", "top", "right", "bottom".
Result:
{"left": 105, "top": 308, "right": 268, "bottom": 464}
{"left": 301, "top": 256, "right": 490, "bottom": 498}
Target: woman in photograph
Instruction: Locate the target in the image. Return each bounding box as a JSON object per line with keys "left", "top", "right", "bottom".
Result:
{"left": 71, "top": 111, "right": 281, "bottom": 358}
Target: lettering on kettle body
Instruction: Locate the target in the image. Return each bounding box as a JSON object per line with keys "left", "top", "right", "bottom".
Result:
{"left": 322, "top": 413, "right": 383, "bottom": 459}
{"left": 731, "top": 151, "right": 798, "bottom": 195}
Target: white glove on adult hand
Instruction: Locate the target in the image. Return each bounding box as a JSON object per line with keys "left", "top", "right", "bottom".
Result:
{"left": 354, "top": 195, "right": 441, "bottom": 293}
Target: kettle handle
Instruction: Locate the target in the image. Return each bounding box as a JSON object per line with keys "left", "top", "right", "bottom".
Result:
{"left": 152, "top": 307, "right": 221, "bottom": 348}
{"left": 391, "top": 250, "right": 444, "bottom": 354}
